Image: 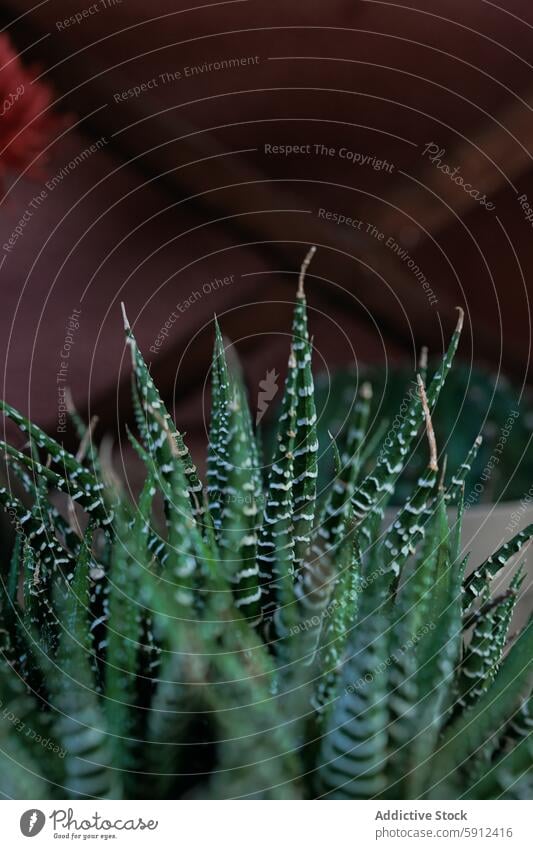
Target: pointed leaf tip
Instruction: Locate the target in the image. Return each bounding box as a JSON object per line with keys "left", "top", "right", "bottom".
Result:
{"left": 121, "top": 302, "right": 130, "bottom": 332}
{"left": 297, "top": 246, "right": 317, "bottom": 298}
{"left": 361, "top": 381, "right": 373, "bottom": 400}
{"left": 213, "top": 316, "right": 224, "bottom": 346}
{"left": 455, "top": 306, "right": 465, "bottom": 333}
{"left": 418, "top": 345, "right": 428, "bottom": 371}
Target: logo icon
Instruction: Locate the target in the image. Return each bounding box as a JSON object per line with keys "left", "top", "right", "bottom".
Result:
{"left": 20, "top": 810, "right": 45, "bottom": 837}
{"left": 256, "top": 368, "right": 279, "bottom": 424}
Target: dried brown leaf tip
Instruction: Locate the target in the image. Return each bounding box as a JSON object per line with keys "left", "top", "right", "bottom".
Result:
{"left": 297, "top": 245, "right": 316, "bottom": 298}
{"left": 417, "top": 372, "right": 438, "bottom": 472}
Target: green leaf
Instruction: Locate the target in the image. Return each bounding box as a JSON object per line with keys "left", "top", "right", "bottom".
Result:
{"left": 122, "top": 304, "right": 203, "bottom": 521}
{"left": 49, "top": 536, "right": 119, "bottom": 799}
{"left": 207, "top": 320, "right": 232, "bottom": 532}
{"left": 463, "top": 524, "right": 533, "bottom": 610}
{"left": 380, "top": 463, "right": 438, "bottom": 598}
{"left": 446, "top": 435, "right": 483, "bottom": 505}
{"left": 206, "top": 622, "right": 301, "bottom": 799}
{"left": 315, "top": 382, "right": 373, "bottom": 557}
{"left": 313, "top": 515, "right": 360, "bottom": 713}
{"left": 457, "top": 568, "right": 524, "bottom": 710}
{"left": 257, "top": 346, "right": 298, "bottom": 622}
{"left": 0, "top": 658, "right": 52, "bottom": 798}
{"left": 318, "top": 585, "right": 389, "bottom": 798}
{"left": 351, "top": 308, "right": 464, "bottom": 536}
{"left": 427, "top": 617, "right": 533, "bottom": 798}
{"left": 0, "top": 400, "right": 108, "bottom": 526}
{"left": 291, "top": 250, "right": 319, "bottom": 572}
{"left": 387, "top": 493, "right": 463, "bottom": 796}
{"left": 104, "top": 484, "right": 154, "bottom": 777}
{"left": 219, "top": 389, "right": 261, "bottom": 620}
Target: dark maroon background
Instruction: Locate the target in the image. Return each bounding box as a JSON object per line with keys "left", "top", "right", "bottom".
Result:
{"left": 1, "top": 0, "right": 532, "bottom": 466}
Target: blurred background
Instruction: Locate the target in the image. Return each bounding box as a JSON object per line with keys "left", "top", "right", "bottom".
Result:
{"left": 1, "top": 0, "right": 532, "bottom": 503}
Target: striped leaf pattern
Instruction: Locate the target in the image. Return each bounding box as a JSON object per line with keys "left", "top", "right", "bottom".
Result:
{"left": 0, "top": 257, "right": 530, "bottom": 801}
{"left": 291, "top": 248, "right": 319, "bottom": 572}
{"left": 457, "top": 568, "right": 524, "bottom": 710}
{"left": 122, "top": 305, "right": 204, "bottom": 520}
{"left": 351, "top": 308, "right": 464, "bottom": 536}
{"left": 463, "top": 523, "right": 533, "bottom": 610}
{"left": 318, "top": 588, "right": 389, "bottom": 798}
{"left": 315, "top": 382, "right": 373, "bottom": 557}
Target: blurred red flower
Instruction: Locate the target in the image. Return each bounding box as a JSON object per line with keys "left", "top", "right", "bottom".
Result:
{"left": 0, "top": 33, "right": 62, "bottom": 181}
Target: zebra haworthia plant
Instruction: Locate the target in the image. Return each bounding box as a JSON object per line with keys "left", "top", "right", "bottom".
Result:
{"left": 0, "top": 249, "right": 532, "bottom": 800}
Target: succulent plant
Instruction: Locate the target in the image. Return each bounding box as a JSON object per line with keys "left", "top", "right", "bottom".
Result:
{"left": 308, "top": 360, "right": 533, "bottom": 507}
{"left": 0, "top": 250, "right": 531, "bottom": 800}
